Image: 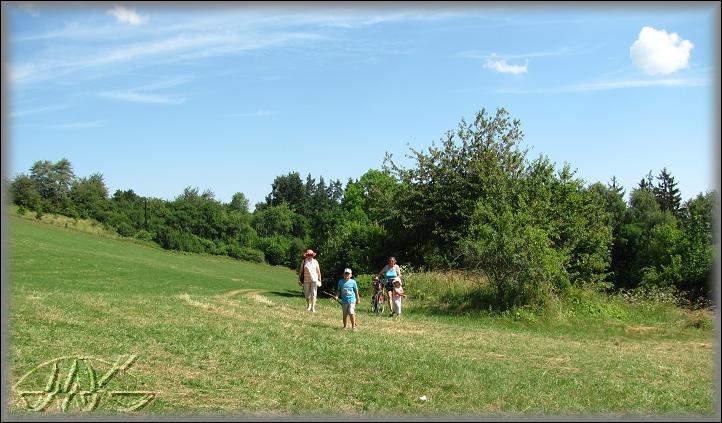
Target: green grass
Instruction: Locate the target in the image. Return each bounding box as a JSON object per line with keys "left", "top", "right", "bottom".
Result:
{"left": 6, "top": 210, "right": 718, "bottom": 417}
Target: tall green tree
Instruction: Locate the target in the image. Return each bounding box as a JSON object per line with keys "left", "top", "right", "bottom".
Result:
{"left": 29, "top": 158, "right": 76, "bottom": 213}
{"left": 229, "top": 192, "right": 250, "bottom": 213}
{"left": 653, "top": 167, "right": 683, "bottom": 218}
{"left": 265, "top": 172, "right": 306, "bottom": 214}
{"left": 386, "top": 108, "right": 527, "bottom": 267}
{"left": 70, "top": 173, "right": 109, "bottom": 219}
{"left": 10, "top": 174, "right": 41, "bottom": 209}
{"left": 677, "top": 191, "right": 717, "bottom": 299}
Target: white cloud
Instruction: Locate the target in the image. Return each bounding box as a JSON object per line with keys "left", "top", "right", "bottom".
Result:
{"left": 107, "top": 4, "right": 148, "bottom": 26}
{"left": 496, "top": 77, "right": 707, "bottom": 94}
{"left": 484, "top": 57, "right": 528, "bottom": 75}
{"left": 227, "top": 110, "right": 275, "bottom": 117}
{"left": 459, "top": 47, "right": 571, "bottom": 60}
{"left": 11, "top": 31, "right": 319, "bottom": 85}
{"left": 570, "top": 78, "right": 705, "bottom": 91}
{"left": 630, "top": 26, "right": 693, "bottom": 75}
{"left": 50, "top": 121, "right": 106, "bottom": 129}
{"left": 99, "top": 91, "right": 185, "bottom": 105}
{"left": 10, "top": 104, "right": 70, "bottom": 118}
{"left": 98, "top": 76, "right": 190, "bottom": 105}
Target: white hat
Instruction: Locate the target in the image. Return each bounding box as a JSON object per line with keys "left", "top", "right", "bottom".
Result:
{"left": 343, "top": 268, "right": 352, "bottom": 275}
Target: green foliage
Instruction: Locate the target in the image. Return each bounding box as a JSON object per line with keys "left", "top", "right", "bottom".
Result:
{"left": 317, "top": 218, "right": 387, "bottom": 282}
{"left": 460, "top": 201, "right": 569, "bottom": 308}
{"left": 134, "top": 229, "right": 155, "bottom": 242}
{"left": 252, "top": 203, "right": 307, "bottom": 239}
{"left": 255, "top": 236, "right": 296, "bottom": 266}
{"left": 14, "top": 122, "right": 716, "bottom": 310}
{"left": 227, "top": 245, "right": 265, "bottom": 263}
{"left": 115, "top": 221, "right": 137, "bottom": 237}
{"left": 653, "top": 167, "right": 682, "bottom": 218}
{"left": 677, "top": 191, "right": 716, "bottom": 300}
{"left": 386, "top": 108, "right": 527, "bottom": 266}
{"left": 29, "top": 158, "right": 76, "bottom": 214}
{"left": 612, "top": 183, "right": 716, "bottom": 302}
{"left": 264, "top": 172, "right": 307, "bottom": 214}
{"left": 70, "top": 173, "right": 109, "bottom": 220}
{"left": 229, "top": 192, "right": 250, "bottom": 213}
{"left": 386, "top": 108, "right": 613, "bottom": 308}
{"left": 155, "top": 226, "right": 213, "bottom": 254}
{"left": 10, "top": 174, "right": 42, "bottom": 210}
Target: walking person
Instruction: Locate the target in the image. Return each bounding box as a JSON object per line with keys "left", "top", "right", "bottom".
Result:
{"left": 336, "top": 268, "right": 360, "bottom": 330}
{"left": 298, "top": 249, "right": 322, "bottom": 313}
{"left": 391, "top": 279, "right": 407, "bottom": 317}
{"left": 376, "top": 256, "right": 402, "bottom": 317}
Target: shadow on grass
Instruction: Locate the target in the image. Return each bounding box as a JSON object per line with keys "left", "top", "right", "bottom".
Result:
{"left": 268, "top": 289, "right": 305, "bottom": 299}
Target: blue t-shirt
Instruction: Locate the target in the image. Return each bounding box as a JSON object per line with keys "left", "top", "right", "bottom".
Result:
{"left": 337, "top": 278, "right": 358, "bottom": 304}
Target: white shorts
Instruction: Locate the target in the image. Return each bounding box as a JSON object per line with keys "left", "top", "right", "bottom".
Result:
{"left": 342, "top": 302, "right": 356, "bottom": 316}
{"left": 303, "top": 281, "right": 318, "bottom": 301}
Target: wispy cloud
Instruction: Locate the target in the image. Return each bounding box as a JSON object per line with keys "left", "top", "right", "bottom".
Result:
{"left": 9, "top": 8, "right": 472, "bottom": 87}
{"left": 227, "top": 110, "right": 275, "bottom": 118}
{"left": 484, "top": 57, "right": 528, "bottom": 75}
{"left": 459, "top": 47, "right": 572, "bottom": 60}
{"left": 10, "top": 104, "right": 70, "bottom": 118}
{"left": 570, "top": 78, "right": 705, "bottom": 91}
{"left": 49, "top": 120, "right": 106, "bottom": 129}
{"left": 11, "top": 30, "right": 320, "bottom": 85}
{"left": 498, "top": 78, "right": 708, "bottom": 94}
{"left": 99, "top": 91, "right": 186, "bottom": 105}
{"left": 107, "top": 4, "right": 148, "bottom": 26}
{"left": 98, "top": 75, "right": 191, "bottom": 105}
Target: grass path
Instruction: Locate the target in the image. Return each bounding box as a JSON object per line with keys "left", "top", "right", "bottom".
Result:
{"left": 7, "top": 213, "right": 717, "bottom": 416}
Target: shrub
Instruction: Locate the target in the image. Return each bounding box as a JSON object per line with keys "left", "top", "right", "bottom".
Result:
{"left": 115, "top": 221, "right": 137, "bottom": 237}
{"left": 228, "top": 245, "right": 265, "bottom": 263}
{"left": 255, "top": 236, "right": 292, "bottom": 266}
{"left": 134, "top": 229, "right": 155, "bottom": 242}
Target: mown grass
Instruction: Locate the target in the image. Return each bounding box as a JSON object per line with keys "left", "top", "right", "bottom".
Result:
{"left": 6, "top": 209, "right": 718, "bottom": 417}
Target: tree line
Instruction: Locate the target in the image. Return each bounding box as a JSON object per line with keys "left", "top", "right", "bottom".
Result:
{"left": 8, "top": 108, "right": 717, "bottom": 308}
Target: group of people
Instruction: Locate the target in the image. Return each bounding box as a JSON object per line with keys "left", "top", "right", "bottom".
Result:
{"left": 297, "top": 249, "right": 406, "bottom": 330}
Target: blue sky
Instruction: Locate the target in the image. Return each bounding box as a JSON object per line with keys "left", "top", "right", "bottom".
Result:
{"left": 5, "top": 3, "right": 719, "bottom": 208}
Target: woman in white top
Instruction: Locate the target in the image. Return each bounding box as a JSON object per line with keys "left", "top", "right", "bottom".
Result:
{"left": 299, "top": 249, "right": 322, "bottom": 312}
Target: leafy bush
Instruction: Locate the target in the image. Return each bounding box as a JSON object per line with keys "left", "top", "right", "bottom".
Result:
{"left": 134, "top": 229, "right": 155, "bottom": 242}
{"left": 115, "top": 221, "right": 137, "bottom": 237}
{"left": 317, "top": 219, "right": 386, "bottom": 283}
{"left": 256, "top": 236, "right": 292, "bottom": 266}
{"left": 156, "top": 227, "right": 209, "bottom": 254}
{"left": 228, "top": 245, "right": 265, "bottom": 263}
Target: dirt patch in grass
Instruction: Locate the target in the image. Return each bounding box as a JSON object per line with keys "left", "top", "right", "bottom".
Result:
{"left": 625, "top": 325, "right": 656, "bottom": 333}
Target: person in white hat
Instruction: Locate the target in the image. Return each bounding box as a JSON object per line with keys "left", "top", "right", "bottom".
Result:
{"left": 298, "top": 249, "right": 322, "bottom": 312}
{"left": 335, "top": 268, "right": 360, "bottom": 330}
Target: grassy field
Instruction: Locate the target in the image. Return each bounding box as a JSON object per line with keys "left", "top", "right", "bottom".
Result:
{"left": 6, "top": 210, "right": 719, "bottom": 417}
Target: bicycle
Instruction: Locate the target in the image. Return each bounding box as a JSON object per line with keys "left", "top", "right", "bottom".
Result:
{"left": 370, "top": 277, "right": 385, "bottom": 314}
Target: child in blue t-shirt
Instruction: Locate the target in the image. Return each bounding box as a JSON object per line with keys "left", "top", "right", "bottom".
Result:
{"left": 336, "top": 268, "right": 360, "bottom": 330}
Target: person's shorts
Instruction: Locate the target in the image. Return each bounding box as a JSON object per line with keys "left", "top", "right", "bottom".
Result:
{"left": 342, "top": 302, "right": 356, "bottom": 316}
